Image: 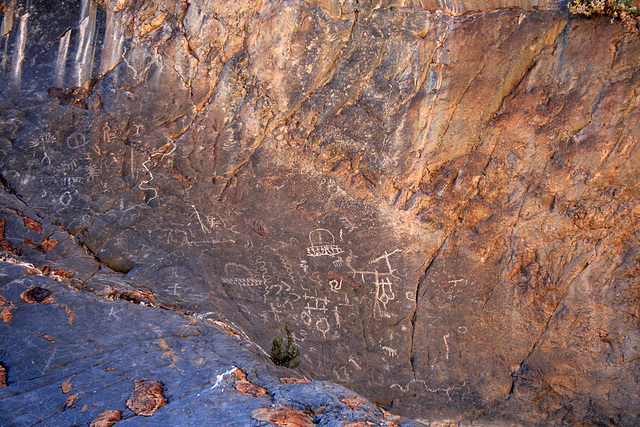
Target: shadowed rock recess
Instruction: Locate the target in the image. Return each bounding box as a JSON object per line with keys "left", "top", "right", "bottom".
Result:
{"left": 0, "top": 0, "right": 639, "bottom": 425}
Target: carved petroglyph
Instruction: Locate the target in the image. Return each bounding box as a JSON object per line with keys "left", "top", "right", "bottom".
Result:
{"left": 332, "top": 306, "right": 341, "bottom": 327}
{"left": 221, "top": 277, "right": 264, "bottom": 287}
{"left": 60, "top": 159, "right": 78, "bottom": 174}
{"left": 29, "top": 133, "right": 56, "bottom": 166}
{"left": 306, "top": 229, "right": 343, "bottom": 257}
{"left": 373, "top": 273, "right": 395, "bottom": 319}
{"left": 59, "top": 191, "right": 74, "bottom": 206}
{"left": 316, "top": 317, "right": 330, "bottom": 338}
{"left": 103, "top": 123, "right": 118, "bottom": 143}
{"left": 382, "top": 346, "right": 397, "bottom": 357}
{"left": 67, "top": 132, "right": 88, "bottom": 149}
{"left": 348, "top": 356, "right": 362, "bottom": 370}
{"left": 303, "top": 293, "right": 329, "bottom": 314}
{"left": 390, "top": 379, "right": 427, "bottom": 393}
{"left": 138, "top": 138, "right": 176, "bottom": 203}
{"left": 347, "top": 248, "right": 402, "bottom": 319}
{"left": 443, "top": 333, "right": 450, "bottom": 360}
{"left": 169, "top": 283, "right": 182, "bottom": 295}
{"left": 298, "top": 310, "right": 311, "bottom": 326}
{"left": 426, "top": 382, "right": 466, "bottom": 401}
{"left": 107, "top": 307, "right": 122, "bottom": 321}
{"left": 340, "top": 217, "right": 356, "bottom": 232}
{"left": 192, "top": 205, "right": 209, "bottom": 234}
{"left": 370, "top": 249, "right": 402, "bottom": 276}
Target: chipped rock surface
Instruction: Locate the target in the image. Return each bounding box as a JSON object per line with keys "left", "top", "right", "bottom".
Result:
{"left": 0, "top": 261, "right": 421, "bottom": 426}
{"left": 0, "top": 0, "right": 639, "bottom": 424}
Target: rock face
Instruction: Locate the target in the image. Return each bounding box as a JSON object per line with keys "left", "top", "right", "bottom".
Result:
{"left": 0, "top": 0, "right": 639, "bottom": 425}
{"left": 0, "top": 258, "right": 420, "bottom": 426}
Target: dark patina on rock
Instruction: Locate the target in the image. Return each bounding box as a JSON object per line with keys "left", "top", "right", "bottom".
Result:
{"left": 0, "top": 0, "right": 639, "bottom": 424}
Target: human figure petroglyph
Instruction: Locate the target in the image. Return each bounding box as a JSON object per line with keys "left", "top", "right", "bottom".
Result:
{"left": 107, "top": 306, "right": 122, "bottom": 321}
{"left": 373, "top": 274, "right": 395, "bottom": 318}
{"left": 299, "top": 259, "right": 309, "bottom": 273}
{"left": 345, "top": 248, "right": 402, "bottom": 319}
{"left": 332, "top": 306, "right": 341, "bottom": 327}
{"left": 103, "top": 123, "right": 118, "bottom": 143}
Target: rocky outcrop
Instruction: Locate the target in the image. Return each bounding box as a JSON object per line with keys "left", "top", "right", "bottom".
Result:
{"left": 0, "top": 257, "right": 420, "bottom": 426}
{"left": 0, "top": 0, "right": 639, "bottom": 424}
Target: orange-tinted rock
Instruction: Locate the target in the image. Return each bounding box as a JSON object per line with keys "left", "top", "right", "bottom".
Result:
{"left": 23, "top": 217, "right": 42, "bottom": 233}
{"left": 251, "top": 404, "right": 314, "bottom": 427}
{"left": 280, "top": 378, "right": 311, "bottom": 384}
{"left": 125, "top": 380, "right": 167, "bottom": 416}
{"left": 236, "top": 379, "right": 267, "bottom": 397}
{"left": 34, "top": 237, "right": 57, "bottom": 254}
{"left": 0, "top": 364, "right": 7, "bottom": 388}
{"left": 89, "top": 410, "right": 121, "bottom": 427}
{"left": 60, "top": 377, "right": 73, "bottom": 393}
{"left": 234, "top": 367, "right": 267, "bottom": 396}
{"left": 0, "top": 295, "right": 15, "bottom": 323}
{"left": 65, "top": 393, "right": 78, "bottom": 408}
{"left": 20, "top": 286, "right": 54, "bottom": 304}
{"left": 340, "top": 396, "right": 365, "bottom": 409}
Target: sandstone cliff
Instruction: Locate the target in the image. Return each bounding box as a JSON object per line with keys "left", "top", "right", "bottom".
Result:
{"left": 0, "top": 0, "right": 639, "bottom": 424}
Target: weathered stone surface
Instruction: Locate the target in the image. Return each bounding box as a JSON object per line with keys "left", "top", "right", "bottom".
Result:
{"left": 125, "top": 379, "right": 168, "bottom": 416}
{"left": 0, "top": 261, "right": 421, "bottom": 426}
{"left": 90, "top": 410, "right": 122, "bottom": 427}
{"left": 0, "top": 0, "right": 639, "bottom": 424}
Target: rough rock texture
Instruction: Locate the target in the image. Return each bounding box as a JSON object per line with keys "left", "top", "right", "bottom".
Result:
{"left": 0, "top": 260, "right": 421, "bottom": 426}
{"left": 1, "top": 0, "right": 639, "bottom": 424}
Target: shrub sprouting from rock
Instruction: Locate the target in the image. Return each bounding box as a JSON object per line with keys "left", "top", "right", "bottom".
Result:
{"left": 569, "top": 0, "right": 639, "bottom": 22}
{"left": 270, "top": 324, "right": 300, "bottom": 368}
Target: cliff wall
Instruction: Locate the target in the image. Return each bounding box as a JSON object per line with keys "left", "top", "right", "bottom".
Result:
{"left": 0, "top": 0, "right": 639, "bottom": 424}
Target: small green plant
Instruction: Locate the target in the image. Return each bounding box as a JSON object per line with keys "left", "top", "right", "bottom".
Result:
{"left": 569, "top": 0, "right": 640, "bottom": 22}
{"left": 270, "top": 324, "right": 300, "bottom": 368}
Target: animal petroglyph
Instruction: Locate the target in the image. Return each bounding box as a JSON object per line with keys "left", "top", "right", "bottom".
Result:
{"left": 382, "top": 346, "right": 397, "bottom": 357}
